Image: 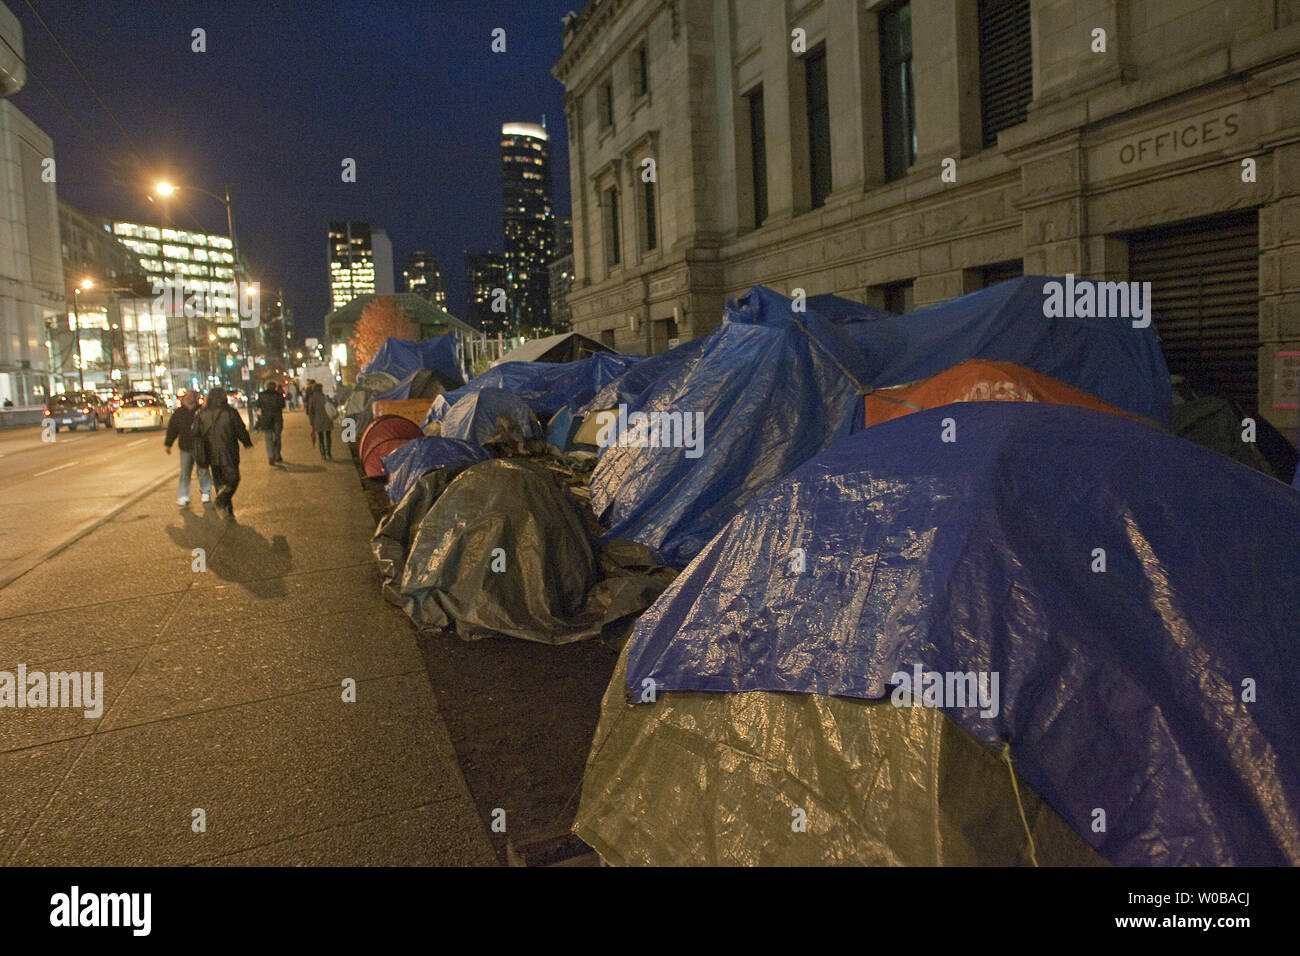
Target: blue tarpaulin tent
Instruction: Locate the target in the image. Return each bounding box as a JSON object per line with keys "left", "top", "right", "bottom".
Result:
{"left": 624, "top": 401, "right": 1300, "bottom": 866}
{"left": 826, "top": 276, "right": 1172, "bottom": 424}
{"left": 424, "top": 352, "right": 641, "bottom": 427}
{"left": 439, "top": 388, "right": 540, "bottom": 445}
{"left": 590, "top": 286, "right": 874, "bottom": 567}
{"left": 587, "top": 280, "right": 1173, "bottom": 568}
{"left": 357, "top": 334, "right": 464, "bottom": 399}
{"left": 578, "top": 337, "right": 710, "bottom": 416}
{"left": 381, "top": 436, "right": 491, "bottom": 504}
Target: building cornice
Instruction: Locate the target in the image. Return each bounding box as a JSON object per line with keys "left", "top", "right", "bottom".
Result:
{"left": 554, "top": 0, "right": 679, "bottom": 85}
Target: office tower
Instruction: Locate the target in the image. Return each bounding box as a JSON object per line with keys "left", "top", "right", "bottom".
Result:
{"left": 328, "top": 221, "right": 376, "bottom": 311}
{"left": 403, "top": 250, "right": 447, "bottom": 310}
{"left": 501, "top": 121, "right": 554, "bottom": 336}
{"left": 465, "top": 251, "right": 508, "bottom": 335}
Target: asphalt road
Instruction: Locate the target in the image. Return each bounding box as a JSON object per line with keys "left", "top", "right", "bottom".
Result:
{"left": 0, "top": 419, "right": 192, "bottom": 591}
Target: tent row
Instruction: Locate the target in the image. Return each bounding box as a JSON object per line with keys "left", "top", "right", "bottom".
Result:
{"left": 348, "top": 278, "right": 1299, "bottom": 866}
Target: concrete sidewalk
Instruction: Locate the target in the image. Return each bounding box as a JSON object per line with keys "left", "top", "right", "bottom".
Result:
{"left": 0, "top": 410, "right": 496, "bottom": 866}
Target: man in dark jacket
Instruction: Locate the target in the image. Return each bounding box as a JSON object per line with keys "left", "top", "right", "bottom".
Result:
{"left": 192, "top": 386, "right": 253, "bottom": 520}
{"left": 256, "top": 380, "right": 286, "bottom": 466}
{"left": 164, "top": 389, "right": 211, "bottom": 507}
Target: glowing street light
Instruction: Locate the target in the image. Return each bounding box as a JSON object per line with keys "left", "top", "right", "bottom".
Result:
{"left": 155, "top": 181, "right": 176, "bottom": 197}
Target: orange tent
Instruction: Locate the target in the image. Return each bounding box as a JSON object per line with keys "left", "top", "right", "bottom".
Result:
{"left": 371, "top": 398, "right": 435, "bottom": 427}
{"left": 864, "top": 360, "right": 1145, "bottom": 429}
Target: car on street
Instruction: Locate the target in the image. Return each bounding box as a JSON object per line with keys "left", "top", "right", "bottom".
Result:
{"left": 87, "top": 393, "right": 113, "bottom": 425}
{"left": 112, "top": 391, "right": 169, "bottom": 432}
{"left": 43, "top": 392, "right": 102, "bottom": 431}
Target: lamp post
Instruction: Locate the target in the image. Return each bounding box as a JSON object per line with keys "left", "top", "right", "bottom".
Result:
{"left": 155, "top": 179, "right": 250, "bottom": 395}
{"left": 71, "top": 280, "right": 90, "bottom": 391}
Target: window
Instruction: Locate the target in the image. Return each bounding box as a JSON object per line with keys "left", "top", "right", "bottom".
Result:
{"left": 805, "top": 47, "right": 832, "bottom": 208}
{"left": 882, "top": 280, "right": 914, "bottom": 313}
{"left": 978, "top": 0, "right": 1032, "bottom": 148}
{"left": 604, "top": 186, "right": 622, "bottom": 268}
{"left": 600, "top": 328, "right": 616, "bottom": 348}
{"left": 748, "top": 87, "right": 768, "bottom": 227}
{"left": 599, "top": 79, "right": 614, "bottom": 130}
{"left": 653, "top": 317, "right": 677, "bottom": 352}
{"left": 642, "top": 177, "right": 658, "bottom": 253}
{"left": 635, "top": 44, "right": 649, "bottom": 97}
{"left": 979, "top": 259, "right": 1023, "bottom": 288}
{"left": 880, "top": 3, "right": 916, "bottom": 181}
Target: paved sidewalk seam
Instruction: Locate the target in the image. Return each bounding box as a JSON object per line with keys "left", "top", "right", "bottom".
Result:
{"left": 0, "top": 666, "right": 433, "bottom": 758}
{"left": 184, "top": 797, "right": 492, "bottom": 866}
{"left": 0, "top": 467, "right": 174, "bottom": 592}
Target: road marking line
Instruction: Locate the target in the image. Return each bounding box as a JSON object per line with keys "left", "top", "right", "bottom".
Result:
{"left": 34, "top": 461, "right": 78, "bottom": 476}
{"left": 126, "top": 438, "right": 148, "bottom": 447}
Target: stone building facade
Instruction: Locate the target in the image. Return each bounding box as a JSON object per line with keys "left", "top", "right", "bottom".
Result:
{"left": 553, "top": 0, "right": 1300, "bottom": 436}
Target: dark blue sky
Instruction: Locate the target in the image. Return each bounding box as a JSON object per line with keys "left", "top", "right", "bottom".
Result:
{"left": 11, "top": 0, "right": 579, "bottom": 340}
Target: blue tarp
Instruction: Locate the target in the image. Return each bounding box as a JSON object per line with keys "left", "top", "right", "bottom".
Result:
{"left": 587, "top": 280, "right": 1173, "bottom": 568}
{"left": 381, "top": 436, "right": 491, "bottom": 504}
{"left": 830, "top": 276, "right": 1172, "bottom": 424}
{"left": 625, "top": 401, "right": 1300, "bottom": 866}
{"left": 806, "top": 293, "right": 897, "bottom": 325}
{"left": 423, "top": 353, "right": 641, "bottom": 427}
{"left": 546, "top": 407, "right": 579, "bottom": 451}
{"left": 439, "top": 388, "right": 540, "bottom": 445}
{"left": 578, "top": 337, "right": 710, "bottom": 415}
{"left": 590, "top": 286, "right": 874, "bottom": 568}
{"left": 358, "top": 335, "right": 464, "bottom": 399}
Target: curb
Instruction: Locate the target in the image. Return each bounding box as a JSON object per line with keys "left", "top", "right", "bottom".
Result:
{"left": 0, "top": 468, "right": 174, "bottom": 592}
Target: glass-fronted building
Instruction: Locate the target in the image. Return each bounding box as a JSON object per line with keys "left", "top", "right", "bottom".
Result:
{"left": 110, "top": 220, "right": 240, "bottom": 394}
{"left": 329, "top": 221, "right": 377, "bottom": 311}
{"left": 502, "top": 122, "right": 554, "bottom": 337}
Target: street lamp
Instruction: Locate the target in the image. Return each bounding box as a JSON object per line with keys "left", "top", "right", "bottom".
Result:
{"left": 154, "top": 178, "right": 248, "bottom": 391}
{"left": 71, "top": 278, "right": 92, "bottom": 391}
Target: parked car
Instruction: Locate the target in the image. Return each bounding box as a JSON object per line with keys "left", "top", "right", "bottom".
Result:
{"left": 43, "top": 392, "right": 100, "bottom": 431}
{"left": 112, "top": 391, "right": 168, "bottom": 432}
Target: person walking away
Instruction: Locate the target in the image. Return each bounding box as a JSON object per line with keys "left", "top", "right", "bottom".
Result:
{"left": 306, "top": 381, "right": 335, "bottom": 460}
{"left": 165, "top": 389, "right": 211, "bottom": 506}
{"left": 257, "top": 380, "right": 286, "bottom": 465}
{"left": 192, "top": 386, "right": 253, "bottom": 520}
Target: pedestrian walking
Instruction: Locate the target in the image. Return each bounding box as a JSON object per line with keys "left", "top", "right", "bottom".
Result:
{"left": 306, "top": 380, "right": 335, "bottom": 460}
{"left": 164, "top": 389, "right": 211, "bottom": 507}
{"left": 256, "top": 379, "right": 286, "bottom": 466}
{"left": 192, "top": 386, "right": 253, "bottom": 520}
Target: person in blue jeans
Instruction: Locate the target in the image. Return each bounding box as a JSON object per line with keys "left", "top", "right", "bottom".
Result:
{"left": 165, "top": 389, "right": 212, "bottom": 506}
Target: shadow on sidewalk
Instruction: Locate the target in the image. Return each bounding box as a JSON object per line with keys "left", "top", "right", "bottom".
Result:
{"left": 166, "top": 508, "right": 291, "bottom": 598}
{"left": 276, "top": 462, "right": 326, "bottom": 474}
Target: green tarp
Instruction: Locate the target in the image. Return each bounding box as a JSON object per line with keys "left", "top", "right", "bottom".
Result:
{"left": 574, "top": 645, "right": 1105, "bottom": 866}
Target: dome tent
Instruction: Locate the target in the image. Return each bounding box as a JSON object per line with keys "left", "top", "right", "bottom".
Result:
{"left": 607, "top": 402, "right": 1300, "bottom": 866}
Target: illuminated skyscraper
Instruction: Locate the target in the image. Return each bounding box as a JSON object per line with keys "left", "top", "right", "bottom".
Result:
{"left": 466, "top": 251, "right": 507, "bottom": 335}
{"left": 501, "top": 121, "right": 553, "bottom": 337}
{"left": 403, "top": 250, "right": 447, "bottom": 309}
{"left": 328, "top": 221, "right": 377, "bottom": 311}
